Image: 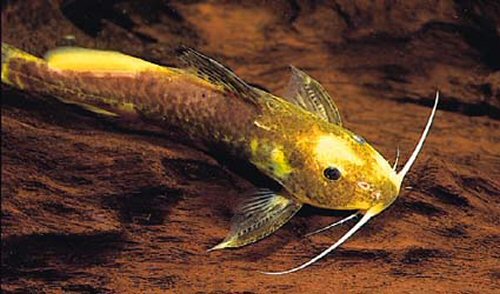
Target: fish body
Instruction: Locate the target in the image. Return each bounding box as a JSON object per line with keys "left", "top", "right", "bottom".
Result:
{"left": 1, "top": 43, "right": 438, "bottom": 274}
{"left": 2, "top": 44, "right": 257, "bottom": 152}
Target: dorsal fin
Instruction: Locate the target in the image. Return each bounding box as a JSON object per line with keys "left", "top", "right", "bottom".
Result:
{"left": 178, "top": 47, "right": 261, "bottom": 105}
{"left": 284, "top": 66, "right": 342, "bottom": 125}
{"left": 44, "top": 47, "right": 166, "bottom": 73}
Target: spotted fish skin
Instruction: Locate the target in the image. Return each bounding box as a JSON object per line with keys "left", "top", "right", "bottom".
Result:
{"left": 248, "top": 96, "right": 399, "bottom": 210}
{"left": 2, "top": 43, "right": 404, "bottom": 255}
{"left": 1, "top": 44, "right": 260, "bottom": 157}
{"left": 1, "top": 43, "right": 399, "bottom": 210}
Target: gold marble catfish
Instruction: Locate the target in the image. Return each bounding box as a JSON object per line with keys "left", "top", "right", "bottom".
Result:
{"left": 1, "top": 43, "right": 439, "bottom": 274}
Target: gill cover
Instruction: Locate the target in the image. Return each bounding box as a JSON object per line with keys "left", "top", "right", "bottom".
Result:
{"left": 264, "top": 91, "right": 440, "bottom": 275}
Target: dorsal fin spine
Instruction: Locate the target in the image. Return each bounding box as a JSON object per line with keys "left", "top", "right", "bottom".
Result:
{"left": 178, "top": 47, "right": 261, "bottom": 106}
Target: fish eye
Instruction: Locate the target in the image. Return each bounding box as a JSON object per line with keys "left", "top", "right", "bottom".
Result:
{"left": 323, "top": 167, "right": 342, "bottom": 181}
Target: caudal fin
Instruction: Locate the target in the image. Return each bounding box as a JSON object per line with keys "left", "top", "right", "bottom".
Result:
{"left": 2, "top": 42, "right": 43, "bottom": 87}
{"left": 2, "top": 43, "right": 19, "bottom": 85}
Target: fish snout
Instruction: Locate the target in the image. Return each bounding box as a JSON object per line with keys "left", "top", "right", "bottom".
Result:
{"left": 356, "top": 180, "right": 396, "bottom": 208}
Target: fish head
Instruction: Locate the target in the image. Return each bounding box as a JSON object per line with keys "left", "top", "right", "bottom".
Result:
{"left": 260, "top": 91, "right": 439, "bottom": 275}
{"left": 287, "top": 125, "right": 400, "bottom": 214}
{"left": 281, "top": 92, "right": 439, "bottom": 217}
{"left": 254, "top": 91, "right": 438, "bottom": 221}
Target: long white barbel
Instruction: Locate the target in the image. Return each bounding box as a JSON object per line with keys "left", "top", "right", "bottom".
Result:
{"left": 305, "top": 212, "right": 359, "bottom": 237}
{"left": 263, "top": 91, "right": 440, "bottom": 275}
{"left": 397, "top": 91, "right": 439, "bottom": 183}
{"left": 262, "top": 211, "right": 374, "bottom": 275}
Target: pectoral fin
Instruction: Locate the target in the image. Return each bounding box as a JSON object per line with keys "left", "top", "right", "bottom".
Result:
{"left": 209, "top": 189, "right": 302, "bottom": 250}
{"left": 284, "top": 66, "right": 342, "bottom": 125}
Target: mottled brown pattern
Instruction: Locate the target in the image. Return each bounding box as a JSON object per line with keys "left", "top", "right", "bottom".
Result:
{"left": 6, "top": 54, "right": 260, "bottom": 157}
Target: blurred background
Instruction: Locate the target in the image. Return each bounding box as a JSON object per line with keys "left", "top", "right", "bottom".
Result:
{"left": 2, "top": 1, "right": 499, "bottom": 292}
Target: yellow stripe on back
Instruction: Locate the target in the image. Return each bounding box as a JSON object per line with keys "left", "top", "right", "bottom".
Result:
{"left": 44, "top": 47, "right": 172, "bottom": 73}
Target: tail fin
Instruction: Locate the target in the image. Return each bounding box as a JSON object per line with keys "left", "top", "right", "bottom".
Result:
{"left": 1, "top": 43, "right": 140, "bottom": 118}
{"left": 2, "top": 43, "right": 43, "bottom": 87}
{"left": 2, "top": 43, "right": 18, "bottom": 85}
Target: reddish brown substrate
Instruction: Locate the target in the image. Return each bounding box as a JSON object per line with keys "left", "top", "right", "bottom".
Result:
{"left": 2, "top": 1, "right": 499, "bottom": 293}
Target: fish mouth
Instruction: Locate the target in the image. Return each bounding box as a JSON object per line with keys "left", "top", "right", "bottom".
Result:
{"left": 355, "top": 181, "right": 388, "bottom": 205}
{"left": 263, "top": 92, "right": 439, "bottom": 275}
